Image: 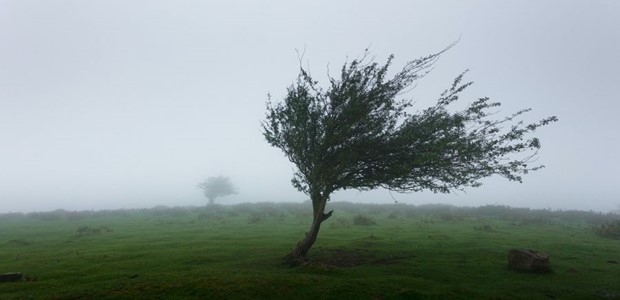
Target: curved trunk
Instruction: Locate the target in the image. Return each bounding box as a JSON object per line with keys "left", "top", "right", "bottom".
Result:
{"left": 284, "top": 192, "right": 333, "bottom": 266}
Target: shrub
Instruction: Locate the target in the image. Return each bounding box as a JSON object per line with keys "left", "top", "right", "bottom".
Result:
{"left": 29, "top": 209, "right": 66, "bottom": 221}
{"left": 248, "top": 213, "right": 263, "bottom": 224}
{"left": 593, "top": 220, "right": 620, "bottom": 239}
{"left": 387, "top": 211, "right": 399, "bottom": 219}
{"left": 474, "top": 224, "right": 495, "bottom": 232}
{"left": 232, "top": 203, "right": 256, "bottom": 215}
{"left": 419, "top": 216, "right": 436, "bottom": 224}
{"left": 436, "top": 212, "right": 466, "bottom": 222}
{"left": 255, "top": 202, "right": 281, "bottom": 217}
{"left": 510, "top": 216, "right": 553, "bottom": 226}
{"left": 368, "top": 204, "right": 388, "bottom": 215}
{"left": 76, "top": 225, "right": 112, "bottom": 236}
{"left": 330, "top": 218, "right": 351, "bottom": 229}
{"left": 353, "top": 214, "right": 376, "bottom": 226}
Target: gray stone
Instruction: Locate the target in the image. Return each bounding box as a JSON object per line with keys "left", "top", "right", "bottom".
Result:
{"left": 508, "top": 248, "right": 551, "bottom": 273}
{"left": 0, "top": 272, "right": 23, "bottom": 282}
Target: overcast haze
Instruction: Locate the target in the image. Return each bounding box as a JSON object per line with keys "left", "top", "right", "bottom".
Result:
{"left": 1, "top": 1, "right": 618, "bottom": 213}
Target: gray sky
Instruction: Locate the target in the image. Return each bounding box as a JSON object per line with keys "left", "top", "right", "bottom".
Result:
{"left": 1, "top": 1, "right": 618, "bottom": 213}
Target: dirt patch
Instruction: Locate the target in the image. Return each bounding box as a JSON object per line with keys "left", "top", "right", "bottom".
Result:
{"left": 372, "top": 255, "right": 407, "bottom": 265}
{"left": 308, "top": 247, "right": 411, "bottom": 267}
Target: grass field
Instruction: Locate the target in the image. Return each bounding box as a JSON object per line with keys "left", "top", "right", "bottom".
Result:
{"left": 1, "top": 202, "right": 619, "bottom": 299}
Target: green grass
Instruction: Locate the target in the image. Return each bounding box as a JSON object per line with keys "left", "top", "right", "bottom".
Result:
{"left": 1, "top": 203, "right": 619, "bottom": 299}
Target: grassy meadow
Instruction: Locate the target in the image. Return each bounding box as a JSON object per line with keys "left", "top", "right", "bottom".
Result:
{"left": 1, "top": 202, "right": 620, "bottom": 299}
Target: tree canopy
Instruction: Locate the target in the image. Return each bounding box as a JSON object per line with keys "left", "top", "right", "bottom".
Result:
{"left": 262, "top": 48, "right": 557, "bottom": 264}
{"left": 198, "top": 176, "right": 237, "bottom": 205}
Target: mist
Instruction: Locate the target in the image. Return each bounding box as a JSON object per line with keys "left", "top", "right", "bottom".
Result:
{"left": 1, "top": 1, "right": 619, "bottom": 213}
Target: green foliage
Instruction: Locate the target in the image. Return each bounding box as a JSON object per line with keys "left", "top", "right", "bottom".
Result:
{"left": 474, "top": 224, "right": 495, "bottom": 232}
{"left": 198, "top": 176, "right": 237, "bottom": 205}
{"left": 329, "top": 217, "right": 351, "bottom": 229}
{"left": 353, "top": 214, "right": 377, "bottom": 226}
{"left": 248, "top": 213, "right": 263, "bottom": 224}
{"left": 76, "top": 225, "right": 113, "bottom": 236}
{"left": 593, "top": 220, "right": 620, "bottom": 239}
{"left": 263, "top": 47, "right": 557, "bottom": 198}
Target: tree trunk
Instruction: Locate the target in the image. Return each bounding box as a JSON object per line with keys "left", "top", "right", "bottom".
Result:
{"left": 283, "top": 193, "right": 333, "bottom": 266}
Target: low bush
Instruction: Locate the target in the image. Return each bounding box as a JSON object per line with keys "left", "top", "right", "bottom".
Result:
{"left": 593, "top": 220, "right": 620, "bottom": 239}
{"left": 248, "top": 213, "right": 263, "bottom": 224}
{"left": 76, "top": 225, "right": 112, "bottom": 236}
{"left": 353, "top": 214, "right": 376, "bottom": 226}
{"left": 474, "top": 224, "right": 495, "bottom": 232}
{"left": 387, "top": 211, "right": 399, "bottom": 219}
{"left": 330, "top": 218, "right": 351, "bottom": 229}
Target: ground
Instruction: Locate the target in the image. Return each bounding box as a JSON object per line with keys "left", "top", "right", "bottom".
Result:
{"left": 1, "top": 202, "right": 619, "bottom": 299}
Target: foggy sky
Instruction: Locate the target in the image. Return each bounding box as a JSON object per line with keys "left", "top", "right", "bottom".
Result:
{"left": 1, "top": 1, "right": 619, "bottom": 213}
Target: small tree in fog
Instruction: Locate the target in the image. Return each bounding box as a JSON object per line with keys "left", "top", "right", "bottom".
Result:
{"left": 198, "top": 176, "right": 237, "bottom": 205}
{"left": 262, "top": 46, "right": 557, "bottom": 265}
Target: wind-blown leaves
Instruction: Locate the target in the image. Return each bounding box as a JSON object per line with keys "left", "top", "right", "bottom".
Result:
{"left": 263, "top": 49, "right": 557, "bottom": 199}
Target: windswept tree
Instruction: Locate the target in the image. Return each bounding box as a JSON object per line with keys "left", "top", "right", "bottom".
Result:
{"left": 262, "top": 47, "right": 557, "bottom": 265}
{"left": 198, "top": 176, "right": 237, "bottom": 205}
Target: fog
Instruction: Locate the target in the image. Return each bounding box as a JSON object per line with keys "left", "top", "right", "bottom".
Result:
{"left": 1, "top": 1, "right": 618, "bottom": 213}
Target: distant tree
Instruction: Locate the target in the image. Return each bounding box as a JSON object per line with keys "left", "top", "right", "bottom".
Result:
{"left": 262, "top": 47, "right": 557, "bottom": 265}
{"left": 198, "top": 176, "right": 237, "bottom": 205}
